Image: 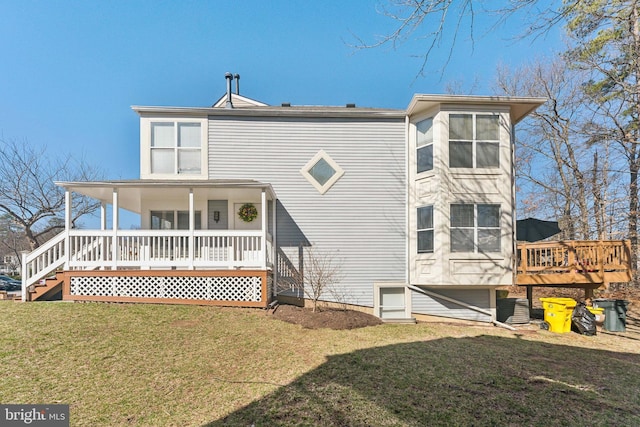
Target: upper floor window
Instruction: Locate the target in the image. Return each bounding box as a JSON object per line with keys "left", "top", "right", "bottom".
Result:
{"left": 151, "top": 122, "right": 201, "bottom": 175}
{"left": 450, "top": 203, "right": 500, "bottom": 253}
{"left": 416, "top": 118, "right": 433, "bottom": 173}
{"left": 449, "top": 114, "right": 500, "bottom": 169}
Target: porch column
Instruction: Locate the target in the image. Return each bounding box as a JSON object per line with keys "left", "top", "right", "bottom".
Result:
{"left": 188, "top": 188, "right": 194, "bottom": 270}
{"left": 261, "top": 189, "right": 267, "bottom": 269}
{"left": 64, "top": 190, "right": 71, "bottom": 270}
{"left": 112, "top": 189, "right": 119, "bottom": 269}
{"left": 100, "top": 202, "right": 107, "bottom": 230}
{"left": 100, "top": 202, "right": 107, "bottom": 269}
{"left": 272, "top": 195, "right": 277, "bottom": 297}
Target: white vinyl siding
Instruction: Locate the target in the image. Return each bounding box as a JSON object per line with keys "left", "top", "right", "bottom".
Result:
{"left": 208, "top": 116, "right": 406, "bottom": 307}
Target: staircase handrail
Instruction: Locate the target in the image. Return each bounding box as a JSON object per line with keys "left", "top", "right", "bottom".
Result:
{"left": 21, "top": 231, "right": 67, "bottom": 301}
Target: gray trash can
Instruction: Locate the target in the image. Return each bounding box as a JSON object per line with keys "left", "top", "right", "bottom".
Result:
{"left": 593, "top": 299, "right": 630, "bottom": 332}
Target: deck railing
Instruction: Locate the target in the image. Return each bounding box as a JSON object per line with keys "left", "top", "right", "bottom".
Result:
{"left": 516, "top": 240, "right": 632, "bottom": 285}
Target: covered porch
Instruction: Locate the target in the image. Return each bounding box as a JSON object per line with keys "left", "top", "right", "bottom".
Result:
{"left": 22, "top": 179, "right": 278, "bottom": 306}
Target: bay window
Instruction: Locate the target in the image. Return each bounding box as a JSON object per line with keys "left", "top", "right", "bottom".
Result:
{"left": 450, "top": 204, "right": 500, "bottom": 253}
{"left": 416, "top": 118, "right": 433, "bottom": 173}
{"left": 417, "top": 205, "right": 434, "bottom": 253}
{"left": 449, "top": 114, "right": 500, "bottom": 169}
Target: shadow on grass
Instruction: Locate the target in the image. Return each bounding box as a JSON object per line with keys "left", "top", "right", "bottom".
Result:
{"left": 205, "top": 335, "right": 640, "bottom": 427}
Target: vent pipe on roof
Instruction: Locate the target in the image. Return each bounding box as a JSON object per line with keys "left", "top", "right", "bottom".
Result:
{"left": 225, "top": 72, "right": 233, "bottom": 109}
{"left": 234, "top": 74, "right": 240, "bottom": 95}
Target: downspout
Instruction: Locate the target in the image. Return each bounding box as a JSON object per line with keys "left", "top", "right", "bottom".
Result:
{"left": 407, "top": 285, "right": 516, "bottom": 331}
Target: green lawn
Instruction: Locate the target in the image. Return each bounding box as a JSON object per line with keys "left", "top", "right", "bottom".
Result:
{"left": 1, "top": 302, "right": 639, "bottom": 426}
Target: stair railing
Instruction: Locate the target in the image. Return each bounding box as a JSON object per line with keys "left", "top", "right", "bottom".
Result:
{"left": 21, "top": 231, "right": 67, "bottom": 301}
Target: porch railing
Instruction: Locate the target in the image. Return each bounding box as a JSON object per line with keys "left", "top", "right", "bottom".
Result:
{"left": 22, "top": 229, "right": 273, "bottom": 299}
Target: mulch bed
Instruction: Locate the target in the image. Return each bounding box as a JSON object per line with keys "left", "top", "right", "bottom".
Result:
{"left": 270, "top": 304, "right": 382, "bottom": 330}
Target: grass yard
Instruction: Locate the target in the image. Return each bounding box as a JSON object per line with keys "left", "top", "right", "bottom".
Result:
{"left": 1, "top": 302, "right": 640, "bottom": 426}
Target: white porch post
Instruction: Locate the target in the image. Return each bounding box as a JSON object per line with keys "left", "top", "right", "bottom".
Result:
{"left": 112, "top": 189, "right": 119, "bottom": 269}
{"left": 64, "top": 189, "right": 71, "bottom": 270}
{"left": 100, "top": 202, "right": 107, "bottom": 269}
{"left": 100, "top": 202, "right": 107, "bottom": 230}
{"left": 188, "top": 188, "right": 194, "bottom": 270}
{"left": 261, "top": 189, "right": 267, "bottom": 269}
{"left": 272, "top": 195, "right": 277, "bottom": 297}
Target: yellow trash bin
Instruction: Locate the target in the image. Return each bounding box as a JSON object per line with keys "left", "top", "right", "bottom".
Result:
{"left": 587, "top": 306, "right": 605, "bottom": 324}
{"left": 540, "top": 298, "right": 577, "bottom": 333}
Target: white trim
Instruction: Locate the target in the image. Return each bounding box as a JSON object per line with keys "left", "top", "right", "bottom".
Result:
{"left": 299, "top": 149, "right": 345, "bottom": 195}
{"left": 374, "top": 282, "right": 411, "bottom": 319}
{"left": 140, "top": 117, "right": 208, "bottom": 180}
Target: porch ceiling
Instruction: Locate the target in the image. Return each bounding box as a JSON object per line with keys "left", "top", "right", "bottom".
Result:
{"left": 55, "top": 179, "right": 277, "bottom": 213}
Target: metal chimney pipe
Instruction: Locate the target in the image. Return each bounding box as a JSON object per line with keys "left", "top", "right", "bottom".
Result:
{"left": 225, "top": 72, "right": 233, "bottom": 109}
{"left": 234, "top": 74, "right": 240, "bottom": 95}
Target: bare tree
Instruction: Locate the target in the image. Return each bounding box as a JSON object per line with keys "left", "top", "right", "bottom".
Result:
{"left": 0, "top": 138, "right": 102, "bottom": 250}
{"left": 293, "top": 246, "right": 344, "bottom": 313}
{"left": 351, "top": 0, "right": 580, "bottom": 76}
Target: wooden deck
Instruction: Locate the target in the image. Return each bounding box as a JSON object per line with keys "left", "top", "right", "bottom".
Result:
{"left": 516, "top": 240, "right": 632, "bottom": 288}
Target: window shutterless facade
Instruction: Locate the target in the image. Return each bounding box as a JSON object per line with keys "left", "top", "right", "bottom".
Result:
{"left": 417, "top": 205, "right": 434, "bottom": 253}
{"left": 450, "top": 204, "right": 500, "bottom": 253}
{"left": 416, "top": 118, "right": 434, "bottom": 173}
{"left": 449, "top": 114, "right": 500, "bottom": 169}
{"left": 151, "top": 122, "right": 202, "bottom": 175}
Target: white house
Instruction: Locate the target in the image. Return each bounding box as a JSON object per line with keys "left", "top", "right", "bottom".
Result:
{"left": 22, "top": 75, "right": 545, "bottom": 323}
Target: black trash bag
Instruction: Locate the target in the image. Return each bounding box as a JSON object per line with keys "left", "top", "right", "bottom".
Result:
{"left": 572, "top": 302, "right": 597, "bottom": 336}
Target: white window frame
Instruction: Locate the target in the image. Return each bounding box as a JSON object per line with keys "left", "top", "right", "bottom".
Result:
{"left": 450, "top": 203, "right": 501, "bottom": 253}
{"left": 140, "top": 117, "right": 208, "bottom": 180}
{"left": 373, "top": 283, "right": 411, "bottom": 319}
{"left": 449, "top": 113, "right": 500, "bottom": 169}
{"left": 300, "top": 150, "right": 345, "bottom": 195}
{"left": 416, "top": 117, "right": 434, "bottom": 174}
{"left": 417, "top": 205, "right": 434, "bottom": 254}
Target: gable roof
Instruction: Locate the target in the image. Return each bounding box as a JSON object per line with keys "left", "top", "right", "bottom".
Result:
{"left": 212, "top": 93, "right": 268, "bottom": 108}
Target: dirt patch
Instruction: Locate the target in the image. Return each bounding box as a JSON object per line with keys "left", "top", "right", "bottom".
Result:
{"left": 270, "top": 304, "right": 383, "bottom": 330}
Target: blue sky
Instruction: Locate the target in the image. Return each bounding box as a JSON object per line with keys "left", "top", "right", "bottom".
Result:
{"left": 1, "top": 0, "right": 562, "bottom": 184}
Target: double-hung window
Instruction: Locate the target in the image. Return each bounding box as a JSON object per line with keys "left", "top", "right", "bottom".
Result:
{"left": 416, "top": 118, "right": 433, "bottom": 173}
{"left": 417, "top": 205, "right": 434, "bottom": 253}
{"left": 450, "top": 204, "right": 500, "bottom": 253}
{"left": 151, "top": 122, "right": 202, "bottom": 175}
{"left": 449, "top": 114, "right": 500, "bottom": 169}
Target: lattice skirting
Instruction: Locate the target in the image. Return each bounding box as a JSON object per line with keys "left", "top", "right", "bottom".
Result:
{"left": 70, "top": 275, "right": 264, "bottom": 302}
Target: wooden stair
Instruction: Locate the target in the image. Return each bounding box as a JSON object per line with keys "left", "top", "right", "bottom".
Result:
{"left": 29, "top": 271, "right": 65, "bottom": 301}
